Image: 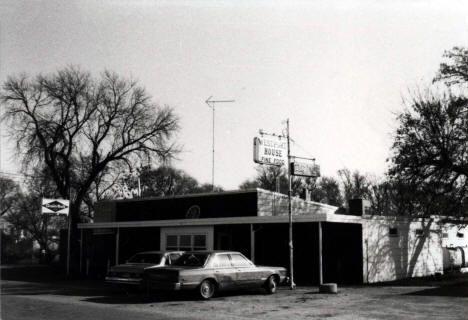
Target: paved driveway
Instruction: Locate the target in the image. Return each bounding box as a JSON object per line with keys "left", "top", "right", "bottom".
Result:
{"left": 2, "top": 265, "right": 468, "bottom": 320}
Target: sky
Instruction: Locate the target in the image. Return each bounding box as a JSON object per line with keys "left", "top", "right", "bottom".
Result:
{"left": 1, "top": 0, "right": 468, "bottom": 189}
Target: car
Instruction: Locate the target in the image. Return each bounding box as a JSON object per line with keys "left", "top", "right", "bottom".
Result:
{"left": 143, "top": 250, "right": 288, "bottom": 299}
{"left": 105, "top": 251, "right": 183, "bottom": 289}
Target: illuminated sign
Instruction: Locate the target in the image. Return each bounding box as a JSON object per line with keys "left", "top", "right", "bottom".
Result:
{"left": 253, "top": 136, "right": 287, "bottom": 166}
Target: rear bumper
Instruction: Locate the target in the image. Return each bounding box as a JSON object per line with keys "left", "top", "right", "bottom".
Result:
{"left": 147, "top": 281, "right": 181, "bottom": 291}
{"left": 146, "top": 281, "right": 200, "bottom": 291}
{"left": 105, "top": 277, "right": 142, "bottom": 285}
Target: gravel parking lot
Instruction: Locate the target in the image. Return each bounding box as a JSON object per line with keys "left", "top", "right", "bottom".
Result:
{"left": 1, "top": 265, "right": 468, "bottom": 320}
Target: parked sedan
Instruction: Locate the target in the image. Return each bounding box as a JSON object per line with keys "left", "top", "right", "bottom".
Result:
{"left": 144, "top": 251, "right": 288, "bottom": 299}
{"left": 105, "top": 251, "right": 183, "bottom": 289}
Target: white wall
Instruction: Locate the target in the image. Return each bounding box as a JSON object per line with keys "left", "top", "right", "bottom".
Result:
{"left": 363, "top": 217, "right": 445, "bottom": 283}
{"left": 440, "top": 224, "right": 468, "bottom": 248}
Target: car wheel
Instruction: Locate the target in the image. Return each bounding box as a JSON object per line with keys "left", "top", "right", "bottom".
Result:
{"left": 264, "top": 276, "right": 278, "bottom": 294}
{"left": 199, "top": 279, "right": 216, "bottom": 299}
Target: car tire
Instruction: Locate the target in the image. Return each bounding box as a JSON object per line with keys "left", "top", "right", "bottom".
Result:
{"left": 199, "top": 279, "right": 216, "bottom": 299}
{"left": 264, "top": 275, "right": 278, "bottom": 294}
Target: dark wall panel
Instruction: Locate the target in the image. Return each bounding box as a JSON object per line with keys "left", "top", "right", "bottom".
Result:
{"left": 114, "top": 192, "right": 258, "bottom": 221}
{"left": 214, "top": 225, "right": 251, "bottom": 257}
{"left": 119, "top": 227, "right": 160, "bottom": 263}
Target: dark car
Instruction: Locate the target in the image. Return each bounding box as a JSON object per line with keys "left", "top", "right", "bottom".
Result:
{"left": 143, "top": 251, "right": 288, "bottom": 299}
{"left": 105, "top": 251, "right": 183, "bottom": 289}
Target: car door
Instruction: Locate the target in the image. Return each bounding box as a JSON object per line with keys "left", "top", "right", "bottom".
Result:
{"left": 230, "top": 253, "right": 261, "bottom": 288}
{"left": 211, "top": 253, "right": 237, "bottom": 290}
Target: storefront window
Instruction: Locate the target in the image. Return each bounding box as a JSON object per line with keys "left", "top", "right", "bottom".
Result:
{"left": 165, "top": 234, "right": 207, "bottom": 251}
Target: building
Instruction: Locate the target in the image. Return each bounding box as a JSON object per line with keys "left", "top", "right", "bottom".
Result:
{"left": 77, "top": 189, "right": 468, "bottom": 284}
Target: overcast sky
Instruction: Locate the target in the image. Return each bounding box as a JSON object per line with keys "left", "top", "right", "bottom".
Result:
{"left": 1, "top": 0, "right": 468, "bottom": 189}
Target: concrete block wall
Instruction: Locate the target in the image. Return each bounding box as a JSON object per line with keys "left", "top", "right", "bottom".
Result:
{"left": 256, "top": 189, "right": 338, "bottom": 217}
{"left": 363, "top": 217, "right": 444, "bottom": 283}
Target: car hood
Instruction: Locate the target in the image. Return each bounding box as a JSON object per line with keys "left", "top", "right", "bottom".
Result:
{"left": 110, "top": 263, "right": 161, "bottom": 273}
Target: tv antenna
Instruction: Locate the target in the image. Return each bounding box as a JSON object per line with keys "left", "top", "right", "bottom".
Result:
{"left": 205, "top": 96, "right": 235, "bottom": 191}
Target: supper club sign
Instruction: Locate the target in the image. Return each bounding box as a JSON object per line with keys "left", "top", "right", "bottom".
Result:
{"left": 253, "top": 135, "right": 287, "bottom": 166}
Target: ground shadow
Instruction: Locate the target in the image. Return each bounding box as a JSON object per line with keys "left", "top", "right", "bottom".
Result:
{"left": 405, "top": 279, "right": 468, "bottom": 298}
{"left": 84, "top": 288, "right": 272, "bottom": 305}
{"left": 1, "top": 265, "right": 67, "bottom": 283}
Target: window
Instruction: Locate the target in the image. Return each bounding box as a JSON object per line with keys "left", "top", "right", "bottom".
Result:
{"left": 194, "top": 235, "right": 206, "bottom": 250}
{"left": 457, "top": 232, "right": 465, "bottom": 238}
{"left": 161, "top": 226, "right": 213, "bottom": 252}
{"left": 442, "top": 233, "right": 449, "bottom": 238}
{"left": 166, "top": 235, "right": 178, "bottom": 250}
{"left": 389, "top": 227, "right": 399, "bottom": 237}
{"left": 179, "top": 235, "right": 192, "bottom": 251}
{"left": 173, "top": 253, "right": 209, "bottom": 267}
{"left": 165, "top": 234, "right": 208, "bottom": 251}
{"left": 212, "top": 254, "right": 231, "bottom": 268}
{"left": 166, "top": 253, "right": 182, "bottom": 265}
{"left": 230, "top": 254, "right": 252, "bottom": 267}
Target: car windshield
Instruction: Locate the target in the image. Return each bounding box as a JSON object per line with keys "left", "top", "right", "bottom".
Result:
{"left": 172, "top": 253, "right": 209, "bottom": 267}
{"left": 128, "top": 253, "right": 162, "bottom": 264}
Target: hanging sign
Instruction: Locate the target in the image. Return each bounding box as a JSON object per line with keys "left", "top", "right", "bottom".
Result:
{"left": 253, "top": 135, "right": 287, "bottom": 166}
{"left": 42, "top": 198, "right": 69, "bottom": 215}
{"left": 291, "top": 161, "right": 321, "bottom": 178}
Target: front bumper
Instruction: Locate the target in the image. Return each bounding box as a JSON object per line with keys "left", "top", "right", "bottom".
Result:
{"left": 105, "top": 277, "right": 143, "bottom": 285}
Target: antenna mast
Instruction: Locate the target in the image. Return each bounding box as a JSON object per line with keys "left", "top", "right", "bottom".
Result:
{"left": 205, "top": 96, "right": 235, "bottom": 191}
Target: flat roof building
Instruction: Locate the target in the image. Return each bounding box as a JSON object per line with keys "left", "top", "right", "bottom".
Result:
{"left": 76, "top": 189, "right": 468, "bottom": 284}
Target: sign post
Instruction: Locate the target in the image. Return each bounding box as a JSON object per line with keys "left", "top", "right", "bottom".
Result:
{"left": 285, "top": 119, "right": 296, "bottom": 290}
{"left": 253, "top": 120, "right": 320, "bottom": 290}
{"left": 42, "top": 199, "right": 70, "bottom": 275}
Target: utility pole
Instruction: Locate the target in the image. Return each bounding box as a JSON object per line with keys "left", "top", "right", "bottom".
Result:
{"left": 255, "top": 120, "right": 318, "bottom": 289}
{"left": 286, "top": 119, "right": 296, "bottom": 289}
{"left": 205, "top": 96, "right": 235, "bottom": 191}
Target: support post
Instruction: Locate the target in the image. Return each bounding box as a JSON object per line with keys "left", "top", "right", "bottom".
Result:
{"left": 79, "top": 228, "right": 83, "bottom": 274}
{"left": 115, "top": 228, "right": 120, "bottom": 265}
{"left": 287, "top": 119, "right": 296, "bottom": 289}
{"left": 250, "top": 224, "right": 255, "bottom": 263}
{"left": 66, "top": 213, "right": 71, "bottom": 276}
{"left": 318, "top": 221, "right": 323, "bottom": 285}
{"left": 66, "top": 188, "right": 72, "bottom": 277}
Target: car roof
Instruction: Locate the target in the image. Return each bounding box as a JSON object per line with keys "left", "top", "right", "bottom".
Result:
{"left": 133, "top": 251, "right": 184, "bottom": 255}
{"left": 181, "top": 250, "right": 243, "bottom": 255}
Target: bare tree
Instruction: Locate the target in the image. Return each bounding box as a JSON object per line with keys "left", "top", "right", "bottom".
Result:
{"left": 0, "top": 177, "right": 19, "bottom": 216}
{"left": 388, "top": 47, "right": 468, "bottom": 218}
{"left": 1, "top": 66, "right": 179, "bottom": 261}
